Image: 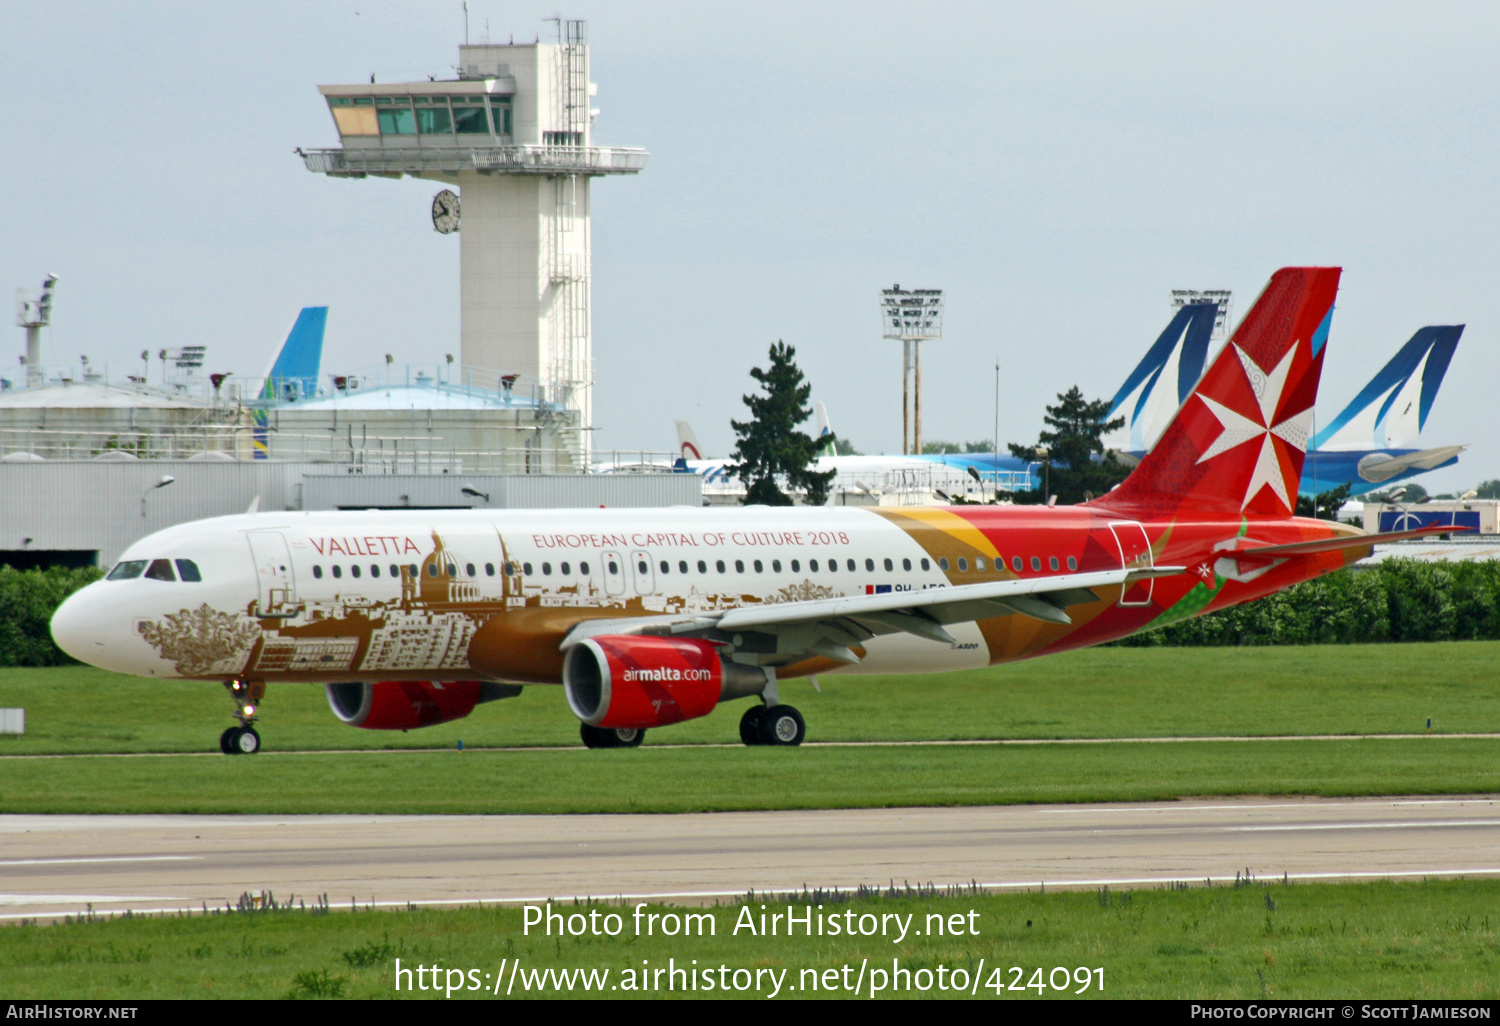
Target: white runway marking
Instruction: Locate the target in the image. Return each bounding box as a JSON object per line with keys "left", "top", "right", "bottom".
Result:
{"left": 0, "top": 855, "right": 200, "bottom": 866}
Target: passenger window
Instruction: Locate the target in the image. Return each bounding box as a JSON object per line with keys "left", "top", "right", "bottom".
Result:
{"left": 524, "top": 562, "right": 534, "bottom": 575}
{"left": 772, "top": 560, "right": 782, "bottom": 572}
{"left": 734, "top": 559, "right": 744, "bottom": 573}
{"left": 638, "top": 560, "right": 648, "bottom": 574}
{"left": 753, "top": 559, "right": 763, "bottom": 573}
{"left": 174, "top": 559, "right": 202, "bottom": 582}
{"left": 427, "top": 564, "right": 437, "bottom": 577}
{"left": 791, "top": 559, "right": 801, "bottom": 572}
{"left": 107, "top": 560, "right": 147, "bottom": 580}
{"left": 679, "top": 560, "right": 689, "bottom": 573}
{"left": 446, "top": 563, "right": 457, "bottom": 576}
{"left": 698, "top": 560, "right": 707, "bottom": 573}
{"left": 660, "top": 560, "right": 670, "bottom": 574}
{"left": 920, "top": 558, "right": 930, "bottom": 571}
{"left": 408, "top": 564, "right": 419, "bottom": 576}
{"left": 332, "top": 565, "right": 343, "bottom": 579}
{"left": 716, "top": 560, "right": 726, "bottom": 573}
{"left": 1068, "top": 556, "right": 1078, "bottom": 571}
{"left": 607, "top": 560, "right": 618, "bottom": 574}
{"left": 313, "top": 565, "right": 323, "bottom": 579}
{"left": 351, "top": 564, "right": 362, "bottom": 578}
{"left": 466, "top": 563, "right": 476, "bottom": 577}
{"left": 975, "top": 557, "right": 985, "bottom": 572}
{"left": 370, "top": 565, "right": 380, "bottom": 578}
{"left": 144, "top": 558, "right": 176, "bottom": 582}
{"left": 939, "top": 557, "right": 950, "bottom": 572}
{"left": 562, "top": 562, "right": 572, "bottom": 575}
{"left": 810, "top": 559, "right": 819, "bottom": 572}
{"left": 580, "top": 562, "right": 590, "bottom": 575}
{"left": 865, "top": 558, "right": 875, "bottom": 572}
{"left": 503, "top": 562, "right": 515, "bottom": 576}
{"left": 485, "top": 563, "right": 495, "bottom": 576}
{"left": 392, "top": 564, "right": 401, "bottom": 577}
{"left": 846, "top": 559, "right": 856, "bottom": 572}
{"left": 958, "top": 557, "right": 968, "bottom": 572}
{"left": 1031, "top": 557, "right": 1041, "bottom": 571}
{"left": 884, "top": 558, "right": 893, "bottom": 572}
{"left": 1050, "top": 556, "right": 1060, "bottom": 571}
{"left": 1012, "top": 556, "right": 1023, "bottom": 572}
{"left": 902, "top": 558, "right": 911, "bottom": 571}
{"left": 828, "top": 560, "right": 837, "bottom": 573}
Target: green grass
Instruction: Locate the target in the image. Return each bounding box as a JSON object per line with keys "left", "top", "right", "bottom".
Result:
{"left": 4, "top": 880, "right": 1498, "bottom": 999}
{"left": 2, "top": 641, "right": 1499, "bottom": 757}
{"left": 3, "top": 737, "right": 1497, "bottom": 815}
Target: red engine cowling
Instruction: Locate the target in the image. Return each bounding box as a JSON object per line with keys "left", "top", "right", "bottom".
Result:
{"left": 326, "top": 680, "right": 483, "bottom": 730}
{"left": 564, "top": 636, "right": 724, "bottom": 729}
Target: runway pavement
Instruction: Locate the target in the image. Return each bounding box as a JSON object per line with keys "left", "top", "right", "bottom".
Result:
{"left": 2, "top": 795, "right": 1498, "bottom": 921}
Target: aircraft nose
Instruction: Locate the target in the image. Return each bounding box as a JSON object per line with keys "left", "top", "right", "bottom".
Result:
{"left": 50, "top": 584, "right": 113, "bottom": 667}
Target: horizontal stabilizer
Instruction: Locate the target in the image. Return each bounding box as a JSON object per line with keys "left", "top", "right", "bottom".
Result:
{"left": 1237, "top": 524, "right": 1473, "bottom": 558}
{"left": 1356, "top": 444, "right": 1467, "bottom": 483}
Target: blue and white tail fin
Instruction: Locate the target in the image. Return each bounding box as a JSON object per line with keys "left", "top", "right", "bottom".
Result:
{"left": 1312, "top": 325, "right": 1464, "bottom": 451}
{"left": 814, "top": 402, "right": 836, "bottom": 457}
{"left": 252, "top": 307, "right": 328, "bottom": 459}
{"left": 1102, "top": 301, "right": 1221, "bottom": 454}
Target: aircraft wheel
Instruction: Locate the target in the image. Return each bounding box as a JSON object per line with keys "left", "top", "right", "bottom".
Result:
{"left": 234, "top": 727, "right": 261, "bottom": 755}
{"left": 219, "top": 727, "right": 239, "bottom": 755}
{"left": 613, "top": 727, "right": 645, "bottom": 748}
{"left": 580, "top": 724, "right": 618, "bottom": 749}
{"left": 757, "top": 705, "right": 805, "bottom": 747}
{"left": 739, "top": 705, "right": 765, "bottom": 746}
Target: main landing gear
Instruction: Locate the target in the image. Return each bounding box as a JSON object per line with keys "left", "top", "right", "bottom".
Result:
{"left": 580, "top": 724, "right": 646, "bottom": 749}
{"left": 739, "top": 702, "right": 806, "bottom": 747}
{"left": 220, "top": 679, "right": 265, "bottom": 755}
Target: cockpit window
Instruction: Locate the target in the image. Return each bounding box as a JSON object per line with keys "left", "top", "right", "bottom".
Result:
{"left": 107, "top": 560, "right": 147, "bottom": 580}
{"left": 144, "top": 559, "right": 176, "bottom": 582}
{"left": 175, "top": 559, "right": 202, "bottom": 582}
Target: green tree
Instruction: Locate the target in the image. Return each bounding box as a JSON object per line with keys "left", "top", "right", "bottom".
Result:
{"left": 1295, "top": 482, "right": 1351, "bottom": 521}
{"left": 1007, "top": 386, "right": 1128, "bottom": 505}
{"left": 1474, "top": 479, "right": 1500, "bottom": 499}
{"left": 728, "top": 342, "right": 837, "bottom": 506}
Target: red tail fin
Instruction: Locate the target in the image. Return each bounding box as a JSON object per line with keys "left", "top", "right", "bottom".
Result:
{"left": 1099, "top": 267, "right": 1341, "bottom": 517}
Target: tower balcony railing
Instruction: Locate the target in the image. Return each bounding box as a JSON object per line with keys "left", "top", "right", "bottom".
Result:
{"left": 300, "top": 144, "right": 648, "bottom": 177}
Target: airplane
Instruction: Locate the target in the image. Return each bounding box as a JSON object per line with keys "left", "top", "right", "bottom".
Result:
{"left": 1103, "top": 302, "right": 1466, "bottom": 497}
{"left": 674, "top": 404, "right": 1040, "bottom": 500}
{"left": 51, "top": 267, "right": 1458, "bottom": 756}
{"left": 251, "top": 307, "right": 329, "bottom": 458}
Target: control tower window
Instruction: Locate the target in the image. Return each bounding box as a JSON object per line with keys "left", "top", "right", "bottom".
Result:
{"left": 327, "top": 96, "right": 377, "bottom": 137}
{"left": 377, "top": 99, "right": 415, "bottom": 135}
{"left": 544, "top": 131, "right": 583, "bottom": 146}
{"left": 489, "top": 101, "right": 512, "bottom": 136}
{"left": 452, "top": 101, "right": 489, "bottom": 134}
{"left": 416, "top": 106, "right": 452, "bottom": 135}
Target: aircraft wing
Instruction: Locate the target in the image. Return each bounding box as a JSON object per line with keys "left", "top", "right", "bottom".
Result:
{"left": 560, "top": 566, "right": 1185, "bottom": 664}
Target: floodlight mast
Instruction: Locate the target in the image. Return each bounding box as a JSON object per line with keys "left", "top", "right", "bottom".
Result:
{"left": 880, "top": 286, "right": 944, "bottom": 455}
{"left": 15, "top": 274, "right": 58, "bottom": 387}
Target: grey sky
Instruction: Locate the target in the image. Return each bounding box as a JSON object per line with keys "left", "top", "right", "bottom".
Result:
{"left": 2, "top": 1, "right": 1494, "bottom": 491}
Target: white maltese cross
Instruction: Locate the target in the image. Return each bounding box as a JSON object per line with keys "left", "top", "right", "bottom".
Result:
{"left": 1195, "top": 344, "right": 1312, "bottom": 511}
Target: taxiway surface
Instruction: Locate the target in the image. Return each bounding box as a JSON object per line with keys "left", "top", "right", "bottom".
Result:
{"left": 2, "top": 796, "right": 1497, "bottom": 920}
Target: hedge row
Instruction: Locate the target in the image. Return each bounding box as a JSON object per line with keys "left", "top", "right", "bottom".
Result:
{"left": 0, "top": 565, "right": 104, "bottom": 666}
{"left": 1120, "top": 559, "right": 1500, "bottom": 647}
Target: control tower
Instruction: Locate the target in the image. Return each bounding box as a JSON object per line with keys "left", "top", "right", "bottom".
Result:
{"left": 299, "top": 20, "right": 646, "bottom": 462}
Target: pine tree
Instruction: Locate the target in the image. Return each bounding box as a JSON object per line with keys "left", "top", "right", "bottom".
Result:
{"left": 728, "top": 342, "right": 836, "bottom": 506}
{"left": 1007, "top": 386, "right": 1129, "bottom": 505}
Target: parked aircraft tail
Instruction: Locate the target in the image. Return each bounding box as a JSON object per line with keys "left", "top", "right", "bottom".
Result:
{"left": 1312, "top": 324, "right": 1464, "bottom": 451}
{"left": 1098, "top": 267, "right": 1340, "bottom": 517}
{"left": 1102, "top": 301, "right": 1220, "bottom": 454}
{"left": 814, "top": 402, "right": 836, "bottom": 457}
{"left": 252, "top": 306, "right": 328, "bottom": 459}
{"left": 676, "top": 420, "right": 705, "bottom": 461}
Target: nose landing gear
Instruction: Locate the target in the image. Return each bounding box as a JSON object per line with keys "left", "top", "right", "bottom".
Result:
{"left": 220, "top": 679, "right": 265, "bottom": 755}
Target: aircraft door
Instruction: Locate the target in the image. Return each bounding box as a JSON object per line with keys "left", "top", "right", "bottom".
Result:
{"left": 631, "top": 550, "right": 655, "bottom": 595}
{"left": 602, "top": 551, "right": 628, "bottom": 596}
{"left": 246, "top": 531, "right": 297, "bottom": 616}
{"left": 1107, "top": 521, "right": 1154, "bottom": 607}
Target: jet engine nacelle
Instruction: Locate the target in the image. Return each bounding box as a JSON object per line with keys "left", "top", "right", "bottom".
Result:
{"left": 325, "top": 680, "right": 522, "bottom": 730}
{"left": 564, "top": 635, "right": 767, "bottom": 730}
